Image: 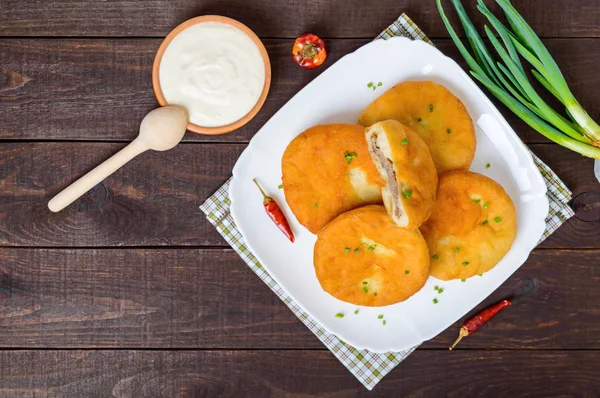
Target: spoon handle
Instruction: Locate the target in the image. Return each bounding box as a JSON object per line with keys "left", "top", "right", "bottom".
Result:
{"left": 48, "top": 138, "right": 148, "bottom": 212}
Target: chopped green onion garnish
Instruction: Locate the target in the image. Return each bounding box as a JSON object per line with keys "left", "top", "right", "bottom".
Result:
{"left": 378, "top": 315, "right": 384, "bottom": 319}
{"left": 354, "top": 248, "right": 359, "bottom": 253}
{"left": 354, "top": 309, "right": 359, "bottom": 314}
{"left": 362, "top": 281, "right": 368, "bottom": 285}
{"left": 344, "top": 151, "right": 357, "bottom": 164}
{"left": 478, "top": 274, "right": 483, "bottom": 277}
{"left": 461, "top": 279, "right": 466, "bottom": 282}
{"left": 429, "top": 104, "right": 434, "bottom": 112}
{"left": 362, "top": 287, "right": 368, "bottom": 293}
{"left": 374, "top": 293, "right": 377, "bottom": 296}
{"left": 494, "top": 216, "right": 502, "bottom": 223}
{"left": 455, "top": 247, "right": 460, "bottom": 253}
{"left": 403, "top": 189, "right": 412, "bottom": 198}
{"left": 404, "top": 270, "right": 410, "bottom": 274}
{"left": 483, "top": 202, "right": 489, "bottom": 209}
{"left": 463, "top": 261, "right": 470, "bottom": 266}
{"left": 447, "top": 128, "right": 452, "bottom": 134}
{"left": 417, "top": 118, "right": 423, "bottom": 122}
{"left": 401, "top": 138, "right": 409, "bottom": 145}
{"left": 344, "top": 247, "right": 350, "bottom": 253}
{"left": 382, "top": 320, "right": 387, "bottom": 326}
{"left": 433, "top": 298, "right": 439, "bottom": 304}
{"left": 473, "top": 199, "right": 481, "bottom": 203}
{"left": 377, "top": 82, "right": 382, "bottom": 86}
{"left": 482, "top": 220, "right": 489, "bottom": 225}
{"left": 432, "top": 254, "right": 439, "bottom": 260}
{"left": 367, "top": 82, "right": 373, "bottom": 88}
{"left": 486, "top": 163, "right": 491, "bottom": 169}
{"left": 368, "top": 245, "right": 376, "bottom": 251}
{"left": 434, "top": 285, "right": 439, "bottom": 291}
{"left": 438, "top": 288, "right": 444, "bottom": 294}
{"left": 278, "top": 184, "right": 283, "bottom": 189}
{"left": 335, "top": 313, "right": 344, "bottom": 318}
{"left": 314, "top": 203, "right": 319, "bottom": 208}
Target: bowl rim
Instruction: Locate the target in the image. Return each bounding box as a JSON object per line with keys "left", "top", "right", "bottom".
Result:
{"left": 152, "top": 15, "right": 271, "bottom": 135}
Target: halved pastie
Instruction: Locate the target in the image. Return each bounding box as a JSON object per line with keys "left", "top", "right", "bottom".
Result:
{"left": 365, "top": 120, "right": 438, "bottom": 229}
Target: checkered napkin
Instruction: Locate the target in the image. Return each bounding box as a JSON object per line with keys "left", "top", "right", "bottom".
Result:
{"left": 200, "top": 13, "right": 574, "bottom": 390}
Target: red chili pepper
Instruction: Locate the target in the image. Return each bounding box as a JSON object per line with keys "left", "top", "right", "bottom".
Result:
{"left": 449, "top": 299, "right": 511, "bottom": 350}
{"left": 253, "top": 179, "right": 295, "bottom": 243}
{"left": 292, "top": 33, "right": 327, "bottom": 69}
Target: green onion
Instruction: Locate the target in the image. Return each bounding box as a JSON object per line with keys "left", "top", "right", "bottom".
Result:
{"left": 344, "top": 151, "right": 357, "bottom": 164}
{"left": 486, "top": 163, "right": 491, "bottom": 169}
{"left": 335, "top": 313, "right": 344, "bottom": 318}
{"left": 354, "top": 309, "right": 359, "bottom": 314}
{"left": 354, "top": 248, "right": 360, "bottom": 253}
{"left": 438, "top": 288, "right": 444, "bottom": 294}
{"left": 374, "top": 293, "right": 378, "bottom": 296}
{"left": 432, "top": 254, "right": 439, "bottom": 260}
{"left": 482, "top": 220, "right": 489, "bottom": 225}
{"left": 494, "top": 216, "right": 502, "bottom": 223}
{"left": 436, "top": 0, "right": 600, "bottom": 159}
{"left": 382, "top": 320, "right": 387, "bottom": 325}
{"left": 378, "top": 315, "right": 384, "bottom": 319}
{"left": 378, "top": 82, "right": 382, "bottom": 86}
{"left": 434, "top": 285, "right": 439, "bottom": 291}
{"left": 362, "top": 287, "right": 368, "bottom": 293}
{"left": 401, "top": 138, "right": 409, "bottom": 145}
{"left": 461, "top": 278, "right": 466, "bottom": 282}
{"left": 455, "top": 247, "right": 460, "bottom": 253}
{"left": 368, "top": 245, "right": 376, "bottom": 251}
{"left": 463, "top": 261, "right": 470, "bottom": 266}
{"left": 344, "top": 247, "right": 350, "bottom": 253}
{"left": 447, "top": 128, "right": 452, "bottom": 134}
{"left": 403, "top": 189, "right": 412, "bottom": 198}
{"left": 367, "top": 82, "right": 373, "bottom": 88}
{"left": 278, "top": 184, "right": 283, "bottom": 189}
{"left": 362, "top": 281, "right": 368, "bottom": 285}
{"left": 429, "top": 104, "right": 434, "bottom": 112}
{"left": 404, "top": 270, "right": 410, "bottom": 274}
{"left": 433, "top": 298, "right": 439, "bottom": 304}
{"left": 417, "top": 118, "right": 423, "bottom": 122}
{"left": 483, "top": 202, "right": 489, "bottom": 209}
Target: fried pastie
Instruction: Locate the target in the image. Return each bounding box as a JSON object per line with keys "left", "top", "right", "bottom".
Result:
{"left": 282, "top": 124, "right": 384, "bottom": 234}
{"left": 365, "top": 120, "right": 438, "bottom": 229}
{"left": 359, "top": 81, "right": 476, "bottom": 175}
{"left": 420, "top": 171, "right": 517, "bottom": 280}
{"left": 314, "top": 205, "right": 430, "bottom": 306}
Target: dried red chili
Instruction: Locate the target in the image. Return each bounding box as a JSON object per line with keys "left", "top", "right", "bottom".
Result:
{"left": 292, "top": 33, "right": 327, "bottom": 69}
{"left": 253, "top": 179, "right": 295, "bottom": 243}
{"left": 449, "top": 299, "right": 511, "bottom": 350}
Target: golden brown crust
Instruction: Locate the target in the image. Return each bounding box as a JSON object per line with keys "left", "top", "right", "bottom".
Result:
{"left": 420, "top": 171, "right": 517, "bottom": 280}
{"left": 359, "top": 81, "right": 476, "bottom": 175}
{"left": 282, "top": 124, "right": 385, "bottom": 234}
{"left": 314, "top": 205, "right": 430, "bottom": 306}
{"left": 366, "top": 120, "right": 438, "bottom": 229}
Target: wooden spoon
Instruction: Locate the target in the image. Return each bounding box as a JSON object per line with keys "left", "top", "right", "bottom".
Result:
{"left": 48, "top": 105, "right": 188, "bottom": 212}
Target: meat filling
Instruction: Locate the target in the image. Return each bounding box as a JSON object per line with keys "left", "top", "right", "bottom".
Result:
{"left": 370, "top": 135, "right": 402, "bottom": 218}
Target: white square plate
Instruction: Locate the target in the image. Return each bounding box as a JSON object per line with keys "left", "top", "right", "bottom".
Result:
{"left": 229, "top": 37, "right": 549, "bottom": 353}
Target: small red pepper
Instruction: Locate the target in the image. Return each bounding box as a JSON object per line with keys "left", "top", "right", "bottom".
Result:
{"left": 449, "top": 299, "right": 511, "bottom": 350}
{"left": 253, "top": 179, "right": 295, "bottom": 243}
{"left": 292, "top": 33, "right": 327, "bottom": 69}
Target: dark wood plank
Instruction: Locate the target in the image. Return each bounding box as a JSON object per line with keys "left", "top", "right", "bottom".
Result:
{"left": 0, "top": 142, "right": 598, "bottom": 248}
{"left": 1, "top": 39, "right": 599, "bottom": 144}
{"left": 0, "top": 248, "right": 599, "bottom": 349}
{"left": 1, "top": 0, "right": 599, "bottom": 38}
{"left": 0, "top": 350, "right": 599, "bottom": 396}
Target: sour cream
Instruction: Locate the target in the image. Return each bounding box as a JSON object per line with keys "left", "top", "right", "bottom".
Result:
{"left": 159, "top": 21, "right": 265, "bottom": 128}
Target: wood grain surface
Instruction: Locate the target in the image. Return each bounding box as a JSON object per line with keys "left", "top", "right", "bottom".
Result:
{"left": 0, "top": 248, "right": 598, "bottom": 349}
{"left": 1, "top": 38, "right": 599, "bottom": 144}
{"left": 1, "top": 0, "right": 600, "bottom": 394}
{"left": 0, "top": 350, "right": 599, "bottom": 397}
{"left": 0, "top": 142, "right": 598, "bottom": 248}
{"left": 1, "top": 0, "right": 599, "bottom": 38}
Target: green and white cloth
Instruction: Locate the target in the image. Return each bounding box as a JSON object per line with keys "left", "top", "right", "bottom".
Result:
{"left": 200, "top": 13, "right": 574, "bottom": 390}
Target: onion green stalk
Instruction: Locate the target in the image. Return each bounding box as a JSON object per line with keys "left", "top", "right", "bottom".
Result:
{"left": 436, "top": 0, "right": 600, "bottom": 159}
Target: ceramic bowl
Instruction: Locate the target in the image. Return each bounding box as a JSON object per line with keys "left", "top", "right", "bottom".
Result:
{"left": 152, "top": 15, "right": 271, "bottom": 135}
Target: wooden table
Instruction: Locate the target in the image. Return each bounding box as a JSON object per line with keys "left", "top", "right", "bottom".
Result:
{"left": 1, "top": 1, "right": 599, "bottom": 396}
